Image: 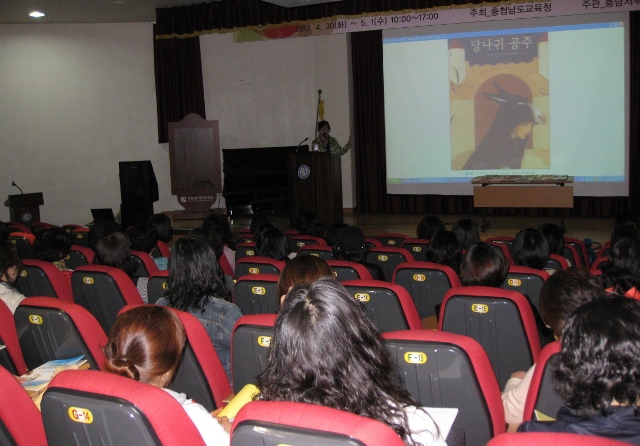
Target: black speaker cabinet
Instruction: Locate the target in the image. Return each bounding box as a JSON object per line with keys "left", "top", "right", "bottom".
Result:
{"left": 119, "top": 161, "right": 159, "bottom": 205}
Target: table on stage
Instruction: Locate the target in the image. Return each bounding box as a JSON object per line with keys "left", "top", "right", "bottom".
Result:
{"left": 472, "top": 175, "right": 574, "bottom": 232}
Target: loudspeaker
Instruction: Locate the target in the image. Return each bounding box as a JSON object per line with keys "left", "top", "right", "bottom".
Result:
{"left": 119, "top": 161, "right": 159, "bottom": 205}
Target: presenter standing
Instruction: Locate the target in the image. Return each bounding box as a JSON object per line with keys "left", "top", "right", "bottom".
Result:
{"left": 312, "top": 121, "right": 352, "bottom": 156}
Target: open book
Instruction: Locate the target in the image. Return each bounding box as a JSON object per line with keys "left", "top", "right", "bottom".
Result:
{"left": 20, "top": 355, "right": 89, "bottom": 399}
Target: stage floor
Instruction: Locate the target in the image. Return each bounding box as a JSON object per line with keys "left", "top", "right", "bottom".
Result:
{"left": 227, "top": 212, "right": 614, "bottom": 246}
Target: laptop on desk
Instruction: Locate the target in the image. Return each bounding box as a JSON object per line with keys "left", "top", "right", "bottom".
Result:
{"left": 90, "top": 208, "right": 116, "bottom": 223}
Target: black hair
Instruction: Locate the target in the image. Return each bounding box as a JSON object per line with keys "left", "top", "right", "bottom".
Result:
{"left": 553, "top": 297, "right": 640, "bottom": 414}
{"left": 297, "top": 212, "right": 325, "bottom": 238}
{"left": 424, "top": 230, "right": 462, "bottom": 274}
{"left": 537, "top": 223, "right": 565, "bottom": 256}
{"left": 257, "top": 278, "right": 434, "bottom": 445}
{"left": 451, "top": 218, "right": 480, "bottom": 252}
{"left": 0, "top": 240, "right": 22, "bottom": 282}
{"left": 148, "top": 213, "right": 173, "bottom": 244}
{"left": 460, "top": 242, "right": 509, "bottom": 287}
{"left": 93, "top": 231, "right": 138, "bottom": 277}
{"left": 165, "top": 236, "right": 229, "bottom": 311}
{"left": 325, "top": 223, "right": 349, "bottom": 247}
{"left": 202, "top": 213, "right": 233, "bottom": 248}
{"left": 611, "top": 226, "right": 640, "bottom": 247}
{"left": 601, "top": 237, "right": 640, "bottom": 295}
{"left": 250, "top": 210, "right": 274, "bottom": 235}
{"left": 255, "top": 227, "right": 289, "bottom": 261}
{"left": 512, "top": 228, "right": 549, "bottom": 270}
{"left": 88, "top": 221, "right": 121, "bottom": 251}
{"left": 317, "top": 120, "right": 330, "bottom": 131}
{"left": 127, "top": 223, "right": 159, "bottom": 254}
{"left": 33, "top": 227, "right": 73, "bottom": 263}
{"left": 538, "top": 267, "right": 605, "bottom": 336}
{"left": 0, "top": 222, "right": 10, "bottom": 241}
{"left": 416, "top": 215, "right": 444, "bottom": 240}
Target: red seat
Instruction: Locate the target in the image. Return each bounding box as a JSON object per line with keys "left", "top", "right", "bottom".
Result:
{"left": 400, "top": 238, "right": 431, "bottom": 262}
{"left": 597, "top": 241, "right": 611, "bottom": 259}
{"left": 342, "top": 279, "right": 422, "bottom": 331}
{"left": 288, "top": 235, "right": 326, "bottom": 253}
{"left": 156, "top": 240, "right": 171, "bottom": 258}
{"left": 365, "top": 246, "right": 414, "bottom": 282}
{"left": 131, "top": 250, "right": 160, "bottom": 277}
{"left": 235, "top": 242, "right": 257, "bottom": 264}
{"left": 41, "top": 369, "right": 207, "bottom": 446}
{"left": 71, "top": 227, "right": 90, "bottom": 248}
{"left": 0, "top": 299, "right": 27, "bottom": 375}
{"left": 65, "top": 244, "right": 95, "bottom": 270}
{"left": 296, "top": 244, "right": 334, "bottom": 260}
{"left": 487, "top": 241, "right": 514, "bottom": 264}
{"left": 377, "top": 233, "right": 410, "bottom": 247}
{"left": 392, "top": 261, "right": 461, "bottom": 319}
{"left": 545, "top": 254, "right": 569, "bottom": 271}
{"left": 218, "top": 252, "right": 234, "bottom": 277}
{"left": 522, "top": 341, "right": 562, "bottom": 422}
{"left": 326, "top": 259, "right": 373, "bottom": 281}
{"left": 146, "top": 270, "right": 169, "bottom": 304}
{"left": 235, "top": 256, "right": 285, "bottom": 280}
{"left": 501, "top": 265, "right": 549, "bottom": 312}
{"left": 365, "top": 237, "right": 383, "bottom": 248}
{"left": 440, "top": 286, "right": 541, "bottom": 389}
{"left": 8, "top": 222, "right": 32, "bottom": 234}
{"left": 15, "top": 297, "right": 107, "bottom": 371}
{"left": 14, "top": 259, "right": 74, "bottom": 302}
{"left": 119, "top": 304, "right": 232, "bottom": 411}
{"left": 562, "top": 243, "right": 582, "bottom": 269}
{"left": 0, "top": 366, "right": 47, "bottom": 446}
{"left": 9, "top": 232, "right": 35, "bottom": 259}
{"left": 565, "top": 237, "right": 590, "bottom": 268}
{"left": 591, "top": 256, "right": 608, "bottom": 272}
{"left": 71, "top": 265, "right": 144, "bottom": 334}
{"left": 231, "top": 314, "right": 277, "bottom": 394}
{"left": 233, "top": 274, "right": 280, "bottom": 315}
{"left": 232, "top": 401, "right": 405, "bottom": 446}
{"left": 486, "top": 236, "right": 515, "bottom": 255}
{"left": 383, "top": 330, "right": 505, "bottom": 445}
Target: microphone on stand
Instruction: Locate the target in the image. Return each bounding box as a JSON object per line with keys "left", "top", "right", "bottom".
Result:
{"left": 296, "top": 137, "right": 309, "bottom": 153}
{"left": 11, "top": 181, "right": 24, "bottom": 194}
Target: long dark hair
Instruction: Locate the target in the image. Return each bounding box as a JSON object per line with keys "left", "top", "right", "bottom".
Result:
{"left": 424, "top": 230, "right": 462, "bottom": 274}
{"left": 601, "top": 237, "right": 640, "bottom": 294}
{"left": 257, "top": 278, "right": 434, "bottom": 444}
{"left": 165, "top": 236, "right": 229, "bottom": 311}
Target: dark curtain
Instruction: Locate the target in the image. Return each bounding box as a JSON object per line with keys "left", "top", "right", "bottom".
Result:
{"left": 153, "top": 25, "right": 206, "bottom": 143}
{"left": 349, "top": 13, "right": 640, "bottom": 218}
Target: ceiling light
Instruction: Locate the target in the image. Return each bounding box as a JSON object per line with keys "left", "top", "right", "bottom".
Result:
{"left": 29, "top": 11, "right": 45, "bottom": 18}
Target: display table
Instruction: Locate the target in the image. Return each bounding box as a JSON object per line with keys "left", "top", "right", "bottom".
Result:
{"left": 472, "top": 175, "right": 573, "bottom": 231}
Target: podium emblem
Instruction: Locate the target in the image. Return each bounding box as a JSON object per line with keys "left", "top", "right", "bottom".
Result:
{"left": 298, "top": 165, "right": 311, "bottom": 179}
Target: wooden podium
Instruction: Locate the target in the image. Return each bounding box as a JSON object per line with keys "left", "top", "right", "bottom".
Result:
{"left": 7, "top": 193, "right": 44, "bottom": 224}
{"left": 288, "top": 151, "right": 343, "bottom": 228}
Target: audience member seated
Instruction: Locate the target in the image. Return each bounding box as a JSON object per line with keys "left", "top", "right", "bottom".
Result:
{"left": 249, "top": 210, "right": 275, "bottom": 235}
{"left": 202, "top": 213, "right": 235, "bottom": 268}
{"left": 255, "top": 227, "right": 290, "bottom": 262}
{"left": 255, "top": 277, "right": 447, "bottom": 446}
{"left": 93, "top": 231, "right": 148, "bottom": 300}
{"left": 512, "top": 228, "right": 553, "bottom": 274}
{"left": 104, "top": 305, "right": 228, "bottom": 445}
{"left": 601, "top": 237, "right": 640, "bottom": 299}
{"left": 296, "top": 212, "right": 326, "bottom": 239}
{"left": 423, "top": 230, "right": 462, "bottom": 275}
{"left": 325, "top": 222, "right": 349, "bottom": 247}
{"left": 276, "top": 255, "right": 333, "bottom": 305}
{"left": 156, "top": 236, "right": 241, "bottom": 384}
{"left": 451, "top": 218, "right": 480, "bottom": 253}
{"left": 537, "top": 223, "right": 567, "bottom": 267}
{"left": 127, "top": 223, "right": 168, "bottom": 270}
{"left": 416, "top": 214, "right": 445, "bottom": 241}
{"left": 189, "top": 227, "right": 234, "bottom": 295}
{"left": 32, "top": 226, "right": 74, "bottom": 283}
{"left": 502, "top": 267, "right": 605, "bottom": 425}
{"left": 87, "top": 220, "right": 121, "bottom": 252}
{"left": 331, "top": 226, "right": 384, "bottom": 281}
{"left": 149, "top": 212, "right": 173, "bottom": 244}
{"left": 0, "top": 240, "right": 25, "bottom": 313}
{"left": 460, "top": 242, "right": 554, "bottom": 347}
{"left": 518, "top": 297, "right": 640, "bottom": 444}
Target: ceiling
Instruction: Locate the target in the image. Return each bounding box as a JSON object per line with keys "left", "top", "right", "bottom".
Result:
{"left": 0, "top": 0, "right": 343, "bottom": 24}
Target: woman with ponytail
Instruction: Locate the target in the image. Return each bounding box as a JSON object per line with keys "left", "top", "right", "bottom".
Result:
{"left": 103, "top": 306, "right": 229, "bottom": 445}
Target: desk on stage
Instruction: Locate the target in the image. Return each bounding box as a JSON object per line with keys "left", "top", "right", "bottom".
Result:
{"left": 472, "top": 175, "right": 574, "bottom": 232}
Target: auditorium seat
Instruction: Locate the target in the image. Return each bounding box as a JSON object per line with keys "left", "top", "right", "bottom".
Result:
{"left": 296, "top": 244, "right": 334, "bottom": 260}
{"left": 486, "top": 236, "right": 515, "bottom": 255}
{"left": 392, "top": 261, "right": 461, "bottom": 319}
{"left": 65, "top": 244, "right": 95, "bottom": 270}
{"left": 233, "top": 274, "right": 280, "bottom": 315}
{"left": 15, "top": 297, "right": 107, "bottom": 371}
{"left": 440, "top": 286, "right": 541, "bottom": 388}
{"left": 232, "top": 401, "right": 405, "bottom": 446}
{"left": 400, "top": 238, "right": 431, "bottom": 262}
{"left": 9, "top": 232, "right": 35, "bottom": 259}
{"left": 544, "top": 254, "right": 569, "bottom": 271}
{"left": 155, "top": 240, "right": 171, "bottom": 258}
{"left": 71, "top": 265, "right": 144, "bottom": 334}
{"left": 377, "top": 233, "right": 410, "bottom": 247}
{"left": 365, "top": 237, "right": 383, "bottom": 248}
{"left": 0, "top": 366, "right": 47, "bottom": 446}
{"left": 383, "top": 330, "right": 505, "bottom": 446}
{"left": 342, "top": 280, "right": 422, "bottom": 332}
{"left": 501, "top": 265, "right": 549, "bottom": 312}
{"left": 365, "top": 246, "right": 414, "bottom": 282}
{"left": 146, "top": 270, "right": 169, "bottom": 304}
{"left": 131, "top": 250, "right": 160, "bottom": 277}
{"left": 0, "top": 299, "right": 27, "bottom": 375}
{"left": 71, "top": 227, "right": 90, "bottom": 248}
{"left": 288, "top": 234, "right": 326, "bottom": 253}
{"left": 487, "top": 241, "right": 514, "bottom": 264}
{"left": 591, "top": 257, "right": 609, "bottom": 272}
{"left": 41, "top": 369, "right": 207, "bottom": 446}
{"left": 231, "top": 314, "right": 276, "bottom": 394}
{"left": 326, "top": 259, "right": 373, "bottom": 281}
{"left": 522, "top": 341, "right": 563, "bottom": 423}
{"left": 235, "top": 242, "right": 257, "bottom": 264}
{"left": 14, "top": 259, "right": 74, "bottom": 302}
{"left": 235, "top": 256, "right": 285, "bottom": 280}
{"left": 564, "top": 237, "right": 590, "bottom": 268}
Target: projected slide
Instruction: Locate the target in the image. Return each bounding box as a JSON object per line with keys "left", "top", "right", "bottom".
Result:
{"left": 383, "top": 13, "right": 627, "bottom": 196}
